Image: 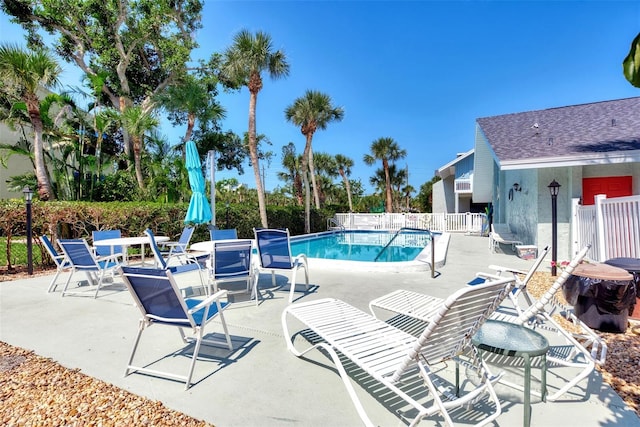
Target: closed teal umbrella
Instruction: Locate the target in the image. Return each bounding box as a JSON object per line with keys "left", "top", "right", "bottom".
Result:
{"left": 184, "top": 141, "right": 212, "bottom": 224}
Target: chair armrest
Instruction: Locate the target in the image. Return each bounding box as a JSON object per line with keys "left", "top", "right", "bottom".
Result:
{"left": 294, "top": 253, "right": 308, "bottom": 266}
{"left": 188, "top": 289, "right": 229, "bottom": 313}
{"left": 95, "top": 253, "right": 121, "bottom": 263}
{"left": 476, "top": 272, "right": 503, "bottom": 281}
{"left": 487, "top": 265, "right": 528, "bottom": 276}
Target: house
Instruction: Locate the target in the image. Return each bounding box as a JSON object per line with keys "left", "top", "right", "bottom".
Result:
{"left": 435, "top": 96, "right": 640, "bottom": 260}
{"left": 433, "top": 149, "right": 476, "bottom": 214}
{"left": 0, "top": 122, "right": 33, "bottom": 199}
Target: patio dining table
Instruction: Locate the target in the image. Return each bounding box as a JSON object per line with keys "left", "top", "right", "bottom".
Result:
{"left": 190, "top": 239, "right": 255, "bottom": 254}
{"left": 94, "top": 235, "right": 169, "bottom": 266}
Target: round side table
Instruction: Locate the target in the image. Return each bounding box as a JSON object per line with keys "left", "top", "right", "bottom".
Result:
{"left": 472, "top": 320, "right": 549, "bottom": 427}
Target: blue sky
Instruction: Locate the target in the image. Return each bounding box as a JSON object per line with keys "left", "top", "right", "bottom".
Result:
{"left": 2, "top": 1, "right": 640, "bottom": 194}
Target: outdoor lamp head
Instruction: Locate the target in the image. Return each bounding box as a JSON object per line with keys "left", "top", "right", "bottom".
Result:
{"left": 22, "top": 186, "right": 33, "bottom": 202}
{"left": 548, "top": 179, "right": 561, "bottom": 197}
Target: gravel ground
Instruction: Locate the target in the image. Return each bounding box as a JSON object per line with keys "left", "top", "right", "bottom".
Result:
{"left": 1, "top": 269, "right": 639, "bottom": 424}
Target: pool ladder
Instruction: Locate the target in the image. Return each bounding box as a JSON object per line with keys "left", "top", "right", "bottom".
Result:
{"left": 374, "top": 227, "right": 436, "bottom": 278}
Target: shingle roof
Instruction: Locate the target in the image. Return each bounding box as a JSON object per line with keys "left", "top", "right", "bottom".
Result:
{"left": 476, "top": 97, "right": 640, "bottom": 166}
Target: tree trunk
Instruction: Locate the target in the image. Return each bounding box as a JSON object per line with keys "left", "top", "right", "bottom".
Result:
{"left": 302, "top": 167, "right": 311, "bottom": 233}
{"left": 28, "top": 101, "right": 54, "bottom": 200}
{"left": 183, "top": 113, "right": 195, "bottom": 144}
{"left": 340, "top": 169, "right": 353, "bottom": 211}
{"left": 301, "top": 133, "right": 314, "bottom": 233}
{"left": 308, "top": 148, "right": 320, "bottom": 209}
{"left": 132, "top": 136, "right": 145, "bottom": 189}
{"left": 383, "top": 159, "right": 393, "bottom": 212}
{"left": 248, "top": 91, "right": 268, "bottom": 228}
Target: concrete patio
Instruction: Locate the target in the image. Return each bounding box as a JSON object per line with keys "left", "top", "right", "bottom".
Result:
{"left": 1, "top": 233, "right": 638, "bottom": 426}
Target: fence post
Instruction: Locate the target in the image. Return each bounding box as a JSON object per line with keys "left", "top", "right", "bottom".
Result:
{"left": 570, "top": 198, "right": 580, "bottom": 258}
{"left": 594, "top": 194, "right": 607, "bottom": 262}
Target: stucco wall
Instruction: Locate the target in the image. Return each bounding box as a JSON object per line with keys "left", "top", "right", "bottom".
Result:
{"left": 0, "top": 123, "right": 33, "bottom": 200}
{"left": 503, "top": 169, "right": 538, "bottom": 245}
{"left": 432, "top": 179, "right": 447, "bottom": 213}
{"left": 536, "top": 168, "right": 573, "bottom": 262}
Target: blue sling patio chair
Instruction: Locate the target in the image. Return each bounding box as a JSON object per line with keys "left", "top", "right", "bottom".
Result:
{"left": 253, "top": 228, "right": 309, "bottom": 304}
{"left": 56, "top": 238, "right": 122, "bottom": 298}
{"left": 144, "top": 228, "right": 207, "bottom": 294}
{"left": 208, "top": 226, "right": 238, "bottom": 241}
{"left": 209, "top": 239, "right": 256, "bottom": 304}
{"left": 120, "top": 266, "right": 233, "bottom": 389}
{"left": 159, "top": 226, "right": 195, "bottom": 265}
{"left": 92, "top": 229, "right": 126, "bottom": 262}
{"left": 41, "top": 235, "right": 72, "bottom": 293}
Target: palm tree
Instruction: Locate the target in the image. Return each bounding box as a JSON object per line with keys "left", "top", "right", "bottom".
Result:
{"left": 157, "top": 74, "right": 226, "bottom": 151}
{"left": 285, "top": 90, "right": 344, "bottom": 232}
{"left": 279, "top": 142, "right": 304, "bottom": 205}
{"left": 0, "top": 44, "right": 62, "bottom": 200}
{"left": 334, "top": 154, "right": 354, "bottom": 212}
{"left": 363, "top": 137, "right": 407, "bottom": 213}
{"left": 120, "top": 105, "right": 159, "bottom": 189}
{"left": 221, "top": 30, "right": 290, "bottom": 228}
{"left": 311, "top": 152, "right": 338, "bottom": 205}
{"left": 402, "top": 184, "right": 416, "bottom": 211}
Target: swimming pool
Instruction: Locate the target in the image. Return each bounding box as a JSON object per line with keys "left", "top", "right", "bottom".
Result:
{"left": 289, "top": 230, "right": 450, "bottom": 272}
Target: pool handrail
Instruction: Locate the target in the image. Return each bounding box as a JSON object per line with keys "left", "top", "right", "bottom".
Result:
{"left": 374, "top": 227, "right": 435, "bottom": 278}
{"left": 326, "top": 218, "right": 345, "bottom": 232}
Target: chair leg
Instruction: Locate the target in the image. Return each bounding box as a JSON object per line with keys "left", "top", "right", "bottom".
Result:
{"left": 60, "top": 268, "right": 75, "bottom": 297}
{"left": 94, "top": 269, "right": 107, "bottom": 298}
{"left": 185, "top": 328, "right": 204, "bottom": 390}
{"left": 287, "top": 264, "right": 310, "bottom": 304}
{"left": 125, "top": 321, "right": 145, "bottom": 377}
{"left": 47, "top": 268, "right": 63, "bottom": 293}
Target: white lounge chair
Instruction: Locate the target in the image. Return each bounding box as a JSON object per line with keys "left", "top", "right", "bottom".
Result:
{"left": 477, "top": 245, "right": 550, "bottom": 315}
{"left": 282, "top": 278, "right": 515, "bottom": 426}
{"left": 489, "top": 223, "right": 523, "bottom": 252}
{"left": 494, "top": 245, "right": 602, "bottom": 401}
{"left": 373, "top": 245, "right": 598, "bottom": 402}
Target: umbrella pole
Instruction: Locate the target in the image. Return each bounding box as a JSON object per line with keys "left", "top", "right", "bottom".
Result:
{"left": 208, "top": 150, "right": 216, "bottom": 228}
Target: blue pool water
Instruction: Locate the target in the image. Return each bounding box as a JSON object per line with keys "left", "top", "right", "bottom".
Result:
{"left": 289, "top": 230, "right": 436, "bottom": 263}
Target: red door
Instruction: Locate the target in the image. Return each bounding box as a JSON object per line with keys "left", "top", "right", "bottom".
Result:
{"left": 582, "top": 176, "right": 633, "bottom": 205}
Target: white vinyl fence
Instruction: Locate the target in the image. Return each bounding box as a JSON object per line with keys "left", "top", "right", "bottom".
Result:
{"left": 330, "top": 212, "right": 487, "bottom": 234}
{"left": 573, "top": 194, "right": 640, "bottom": 262}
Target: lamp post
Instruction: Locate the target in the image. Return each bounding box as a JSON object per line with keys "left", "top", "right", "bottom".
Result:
{"left": 23, "top": 186, "right": 33, "bottom": 275}
{"left": 226, "top": 202, "right": 230, "bottom": 229}
{"left": 548, "top": 180, "right": 561, "bottom": 276}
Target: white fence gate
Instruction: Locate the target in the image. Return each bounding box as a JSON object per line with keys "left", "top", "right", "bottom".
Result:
{"left": 573, "top": 194, "right": 640, "bottom": 262}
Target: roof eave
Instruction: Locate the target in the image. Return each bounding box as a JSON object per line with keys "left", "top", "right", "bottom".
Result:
{"left": 499, "top": 150, "right": 640, "bottom": 170}
{"left": 436, "top": 149, "right": 475, "bottom": 178}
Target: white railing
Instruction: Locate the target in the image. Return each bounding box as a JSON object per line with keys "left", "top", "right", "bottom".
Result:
{"left": 332, "top": 212, "right": 486, "bottom": 234}
{"left": 574, "top": 194, "right": 640, "bottom": 261}
{"left": 455, "top": 178, "right": 472, "bottom": 193}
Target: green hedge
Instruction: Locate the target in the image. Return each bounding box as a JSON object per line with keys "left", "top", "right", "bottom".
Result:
{"left": 0, "top": 200, "right": 334, "bottom": 270}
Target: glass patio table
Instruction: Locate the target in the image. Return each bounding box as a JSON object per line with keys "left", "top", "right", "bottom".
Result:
{"left": 472, "top": 319, "right": 549, "bottom": 427}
